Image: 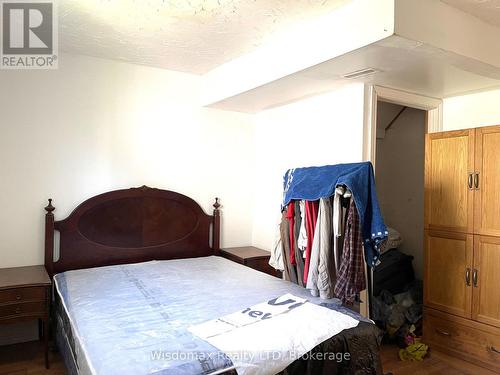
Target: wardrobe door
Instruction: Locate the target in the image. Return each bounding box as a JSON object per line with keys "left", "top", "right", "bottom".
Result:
{"left": 424, "top": 230, "right": 473, "bottom": 319}
{"left": 474, "top": 125, "right": 500, "bottom": 236}
{"left": 472, "top": 236, "right": 500, "bottom": 328}
{"left": 425, "top": 130, "right": 474, "bottom": 233}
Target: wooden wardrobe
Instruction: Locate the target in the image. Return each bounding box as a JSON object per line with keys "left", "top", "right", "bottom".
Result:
{"left": 424, "top": 125, "right": 500, "bottom": 372}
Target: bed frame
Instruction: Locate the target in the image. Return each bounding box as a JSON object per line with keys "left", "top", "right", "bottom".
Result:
{"left": 44, "top": 185, "right": 221, "bottom": 277}
{"left": 44, "top": 187, "right": 382, "bottom": 375}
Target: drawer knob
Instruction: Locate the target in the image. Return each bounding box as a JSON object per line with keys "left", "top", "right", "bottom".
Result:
{"left": 491, "top": 346, "right": 500, "bottom": 355}
{"left": 15, "top": 295, "right": 21, "bottom": 300}
{"left": 435, "top": 329, "right": 451, "bottom": 337}
{"left": 15, "top": 307, "right": 21, "bottom": 314}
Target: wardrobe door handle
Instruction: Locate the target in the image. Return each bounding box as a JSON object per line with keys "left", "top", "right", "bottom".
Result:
{"left": 474, "top": 172, "right": 480, "bottom": 189}
{"left": 468, "top": 173, "right": 473, "bottom": 190}
{"left": 491, "top": 346, "right": 500, "bottom": 354}
{"left": 435, "top": 329, "right": 451, "bottom": 337}
{"left": 465, "top": 268, "right": 471, "bottom": 286}
{"left": 473, "top": 269, "right": 478, "bottom": 288}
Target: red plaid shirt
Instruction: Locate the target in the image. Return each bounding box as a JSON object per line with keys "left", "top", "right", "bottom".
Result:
{"left": 334, "top": 199, "right": 366, "bottom": 304}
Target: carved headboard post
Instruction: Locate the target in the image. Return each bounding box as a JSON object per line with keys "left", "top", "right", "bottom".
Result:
{"left": 44, "top": 199, "right": 55, "bottom": 277}
{"left": 213, "top": 197, "right": 221, "bottom": 253}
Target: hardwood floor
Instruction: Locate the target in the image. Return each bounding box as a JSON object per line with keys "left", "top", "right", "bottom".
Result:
{"left": 0, "top": 341, "right": 66, "bottom": 375}
{"left": 380, "top": 344, "right": 498, "bottom": 375}
{"left": 0, "top": 341, "right": 498, "bottom": 375}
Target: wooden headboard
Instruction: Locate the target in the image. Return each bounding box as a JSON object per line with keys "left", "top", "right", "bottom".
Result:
{"left": 44, "top": 186, "right": 220, "bottom": 277}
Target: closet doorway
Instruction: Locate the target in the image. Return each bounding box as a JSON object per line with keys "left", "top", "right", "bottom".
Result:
{"left": 375, "top": 101, "right": 426, "bottom": 280}
{"left": 363, "top": 86, "right": 443, "bottom": 341}
{"left": 373, "top": 99, "right": 427, "bottom": 343}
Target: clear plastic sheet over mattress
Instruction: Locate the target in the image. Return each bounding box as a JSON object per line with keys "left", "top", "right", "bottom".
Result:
{"left": 54, "top": 256, "right": 367, "bottom": 375}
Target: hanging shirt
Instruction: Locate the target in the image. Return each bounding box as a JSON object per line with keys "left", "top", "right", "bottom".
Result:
{"left": 306, "top": 204, "right": 321, "bottom": 297}
{"left": 316, "top": 198, "right": 335, "bottom": 299}
{"left": 269, "top": 222, "right": 284, "bottom": 272}
{"left": 334, "top": 200, "right": 366, "bottom": 305}
{"left": 286, "top": 203, "right": 296, "bottom": 266}
{"left": 303, "top": 200, "right": 319, "bottom": 284}
{"left": 293, "top": 201, "right": 305, "bottom": 287}
{"left": 280, "top": 211, "right": 298, "bottom": 284}
{"left": 306, "top": 198, "right": 334, "bottom": 299}
{"left": 297, "top": 201, "right": 308, "bottom": 253}
{"left": 332, "top": 191, "right": 342, "bottom": 272}
{"left": 332, "top": 190, "right": 349, "bottom": 272}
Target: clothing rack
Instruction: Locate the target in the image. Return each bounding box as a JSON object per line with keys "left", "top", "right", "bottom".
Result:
{"left": 278, "top": 188, "right": 366, "bottom": 308}
{"left": 277, "top": 162, "right": 388, "bottom": 319}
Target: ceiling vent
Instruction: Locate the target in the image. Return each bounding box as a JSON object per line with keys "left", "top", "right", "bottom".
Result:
{"left": 342, "top": 67, "right": 379, "bottom": 79}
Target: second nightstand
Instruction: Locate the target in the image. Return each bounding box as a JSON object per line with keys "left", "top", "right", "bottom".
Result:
{"left": 0, "top": 265, "right": 51, "bottom": 369}
{"left": 220, "top": 246, "right": 282, "bottom": 278}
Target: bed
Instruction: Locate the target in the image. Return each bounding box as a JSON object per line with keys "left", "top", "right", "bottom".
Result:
{"left": 44, "top": 186, "right": 383, "bottom": 375}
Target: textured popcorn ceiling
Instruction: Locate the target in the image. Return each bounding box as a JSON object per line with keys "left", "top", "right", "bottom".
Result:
{"left": 59, "top": 0, "right": 350, "bottom": 74}
{"left": 442, "top": 0, "right": 500, "bottom": 27}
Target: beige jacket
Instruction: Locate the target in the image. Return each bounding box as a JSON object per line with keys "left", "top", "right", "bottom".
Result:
{"left": 306, "top": 198, "right": 335, "bottom": 299}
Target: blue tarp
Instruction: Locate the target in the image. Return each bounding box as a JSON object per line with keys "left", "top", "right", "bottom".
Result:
{"left": 283, "top": 162, "right": 387, "bottom": 267}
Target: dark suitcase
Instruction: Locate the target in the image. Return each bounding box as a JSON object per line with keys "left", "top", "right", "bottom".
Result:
{"left": 374, "top": 249, "right": 415, "bottom": 296}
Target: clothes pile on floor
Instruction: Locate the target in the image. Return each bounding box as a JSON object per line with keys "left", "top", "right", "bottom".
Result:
{"left": 372, "top": 280, "right": 423, "bottom": 345}
{"left": 398, "top": 340, "right": 428, "bottom": 361}
{"left": 372, "top": 229, "right": 423, "bottom": 347}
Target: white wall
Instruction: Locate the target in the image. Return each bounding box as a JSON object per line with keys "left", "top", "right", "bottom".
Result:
{"left": 250, "top": 84, "right": 366, "bottom": 249}
{"left": 443, "top": 88, "right": 500, "bottom": 130}
{"left": 0, "top": 55, "right": 369, "bottom": 268}
{"left": 0, "top": 53, "right": 254, "bottom": 268}
{"left": 375, "top": 102, "right": 426, "bottom": 279}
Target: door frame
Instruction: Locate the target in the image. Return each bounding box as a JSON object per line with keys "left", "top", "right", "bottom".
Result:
{"left": 363, "top": 85, "right": 443, "bottom": 165}
{"left": 361, "top": 85, "right": 443, "bottom": 318}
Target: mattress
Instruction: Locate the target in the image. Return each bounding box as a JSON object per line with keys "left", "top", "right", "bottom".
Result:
{"left": 53, "top": 256, "right": 374, "bottom": 375}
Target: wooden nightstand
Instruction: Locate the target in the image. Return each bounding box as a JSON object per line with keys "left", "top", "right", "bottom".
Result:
{"left": 220, "top": 246, "right": 282, "bottom": 278}
{"left": 0, "top": 265, "right": 51, "bottom": 369}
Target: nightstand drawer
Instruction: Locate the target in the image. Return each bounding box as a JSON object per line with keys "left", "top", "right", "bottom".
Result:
{"left": 0, "top": 301, "right": 47, "bottom": 319}
{"left": 0, "top": 286, "right": 47, "bottom": 305}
